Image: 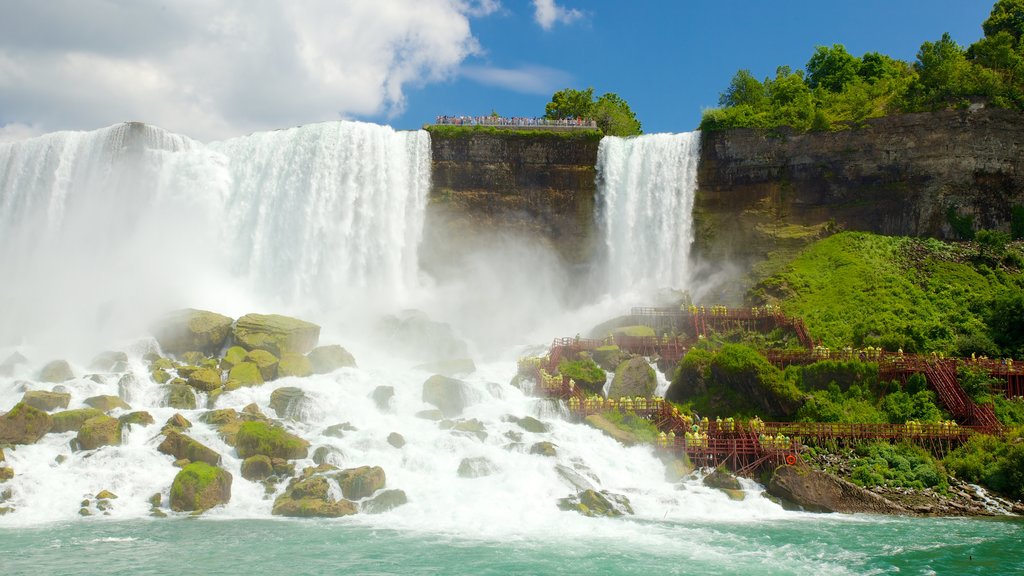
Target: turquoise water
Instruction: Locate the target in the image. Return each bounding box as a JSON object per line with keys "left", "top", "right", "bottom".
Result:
{"left": 1, "top": 516, "right": 1021, "bottom": 575}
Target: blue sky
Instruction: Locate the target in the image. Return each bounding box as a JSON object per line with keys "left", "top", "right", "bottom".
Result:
{"left": 393, "top": 0, "right": 994, "bottom": 134}
{"left": 0, "top": 1, "right": 999, "bottom": 141}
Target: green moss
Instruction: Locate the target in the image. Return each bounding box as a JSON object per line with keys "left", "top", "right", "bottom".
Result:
{"left": 235, "top": 421, "right": 309, "bottom": 459}
{"left": 278, "top": 352, "right": 312, "bottom": 378}
{"left": 170, "top": 462, "right": 231, "bottom": 512}
{"left": 611, "top": 325, "right": 656, "bottom": 338}
{"left": 599, "top": 410, "right": 660, "bottom": 444}
{"left": 228, "top": 362, "right": 264, "bottom": 387}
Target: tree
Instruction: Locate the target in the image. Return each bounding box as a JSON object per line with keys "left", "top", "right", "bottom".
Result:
{"left": 858, "top": 52, "right": 910, "bottom": 82}
{"left": 806, "top": 44, "right": 861, "bottom": 92}
{"left": 988, "top": 290, "right": 1024, "bottom": 356}
{"left": 983, "top": 0, "right": 1024, "bottom": 45}
{"left": 720, "top": 69, "right": 766, "bottom": 108}
{"left": 544, "top": 87, "right": 642, "bottom": 136}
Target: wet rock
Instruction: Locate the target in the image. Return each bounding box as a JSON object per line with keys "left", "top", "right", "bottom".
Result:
{"left": 449, "top": 419, "right": 487, "bottom": 441}
{"left": 312, "top": 446, "right": 344, "bottom": 466}
{"left": 323, "top": 422, "right": 358, "bottom": 439}
{"left": 608, "top": 357, "right": 656, "bottom": 399}
{"left": 21, "top": 390, "right": 71, "bottom": 412}
{"left": 39, "top": 360, "right": 75, "bottom": 383}
{"left": 0, "top": 402, "right": 53, "bottom": 444}
{"left": 530, "top": 441, "right": 558, "bottom": 457}
{"left": 50, "top": 408, "right": 102, "bottom": 433}
{"left": 277, "top": 352, "right": 312, "bottom": 378}
{"left": 361, "top": 489, "right": 408, "bottom": 514}
{"left": 152, "top": 309, "right": 233, "bottom": 356}
{"left": 0, "top": 467, "right": 13, "bottom": 482}
{"left": 371, "top": 386, "right": 395, "bottom": 411}
{"left": 150, "top": 368, "right": 172, "bottom": 385}
{"left": 158, "top": 431, "right": 222, "bottom": 466}
{"left": 220, "top": 346, "right": 248, "bottom": 371}
{"left": 118, "top": 411, "right": 155, "bottom": 427}
{"left": 228, "top": 361, "right": 264, "bottom": 387}
{"left": 162, "top": 413, "right": 192, "bottom": 434}
{"left": 96, "top": 490, "right": 117, "bottom": 500}
{"left": 307, "top": 345, "right": 357, "bottom": 374}
{"left": 235, "top": 421, "right": 310, "bottom": 460}
{"left": 84, "top": 395, "right": 131, "bottom": 412}
{"left": 704, "top": 469, "right": 742, "bottom": 491}
{"left": 233, "top": 313, "right": 321, "bottom": 356}
{"left": 767, "top": 465, "right": 910, "bottom": 514}
{"left": 415, "top": 409, "right": 444, "bottom": 421}
{"left": 89, "top": 351, "right": 128, "bottom": 372}
{"left": 555, "top": 464, "right": 595, "bottom": 492}
{"left": 510, "top": 415, "right": 550, "bottom": 434}
{"left": 164, "top": 383, "right": 197, "bottom": 410}
{"left": 169, "top": 462, "right": 232, "bottom": 512}
{"left": 240, "top": 455, "right": 274, "bottom": 481}
{"left": 271, "top": 475, "right": 356, "bottom": 518}
{"left": 186, "top": 367, "right": 222, "bottom": 393}
{"left": 414, "top": 358, "right": 476, "bottom": 377}
{"left": 592, "top": 345, "right": 625, "bottom": 372}
{"left": 334, "top": 466, "right": 386, "bottom": 500}
{"left": 76, "top": 416, "right": 122, "bottom": 450}
{"left": 117, "top": 373, "right": 138, "bottom": 402}
{"left": 457, "top": 457, "right": 498, "bottom": 478}
{"left": 422, "top": 374, "right": 471, "bottom": 418}
{"left": 269, "top": 386, "right": 307, "bottom": 419}
{"left": 0, "top": 352, "right": 27, "bottom": 377}
{"left": 387, "top": 432, "right": 405, "bottom": 449}
{"left": 557, "top": 489, "right": 634, "bottom": 517}
{"left": 180, "top": 351, "right": 207, "bottom": 366}
{"left": 244, "top": 349, "right": 279, "bottom": 381}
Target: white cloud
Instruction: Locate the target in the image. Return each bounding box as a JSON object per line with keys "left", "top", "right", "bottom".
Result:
{"left": 532, "top": 0, "right": 583, "bottom": 30}
{"left": 461, "top": 64, "right": 571, "bottom": 94}
{"left": 0, "top": 0, "right": 501, "bottom": 141}
{"left": 0, "top": 122, "right": 43, "bottom": 143}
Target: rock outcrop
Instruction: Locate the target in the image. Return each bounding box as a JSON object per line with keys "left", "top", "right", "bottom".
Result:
{"left": 234, "top": 421, "right": 310, "bottom": 460}
{"left": 76, "top": 416, "right": 121, "bottom": 450}
{"left": 21, "top": 390, "right": 71, "bottom": 412}
{"left": 152, "top": 309, "right": 233, "bottom": 356}
{"left": 232, "top": 313, "right": 320, "bottom": 356}
{"left": 169, "top": 462, "right": 232, "bottom": 512}
{"left": 608, "top": 357, "right": 656, "bottom": 399}
{"left": 158, "top": 431, "right": 222, "bottom": 466}
{"left": 766, "top": 465, "right": 909, "bottom": 514}
{"left": 272, "top": 474, "right": 357, "bottom": 518}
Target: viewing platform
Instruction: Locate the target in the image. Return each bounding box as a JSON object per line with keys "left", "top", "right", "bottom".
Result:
{"left": 428, "top": 115, "right": 598, "bottom": 131}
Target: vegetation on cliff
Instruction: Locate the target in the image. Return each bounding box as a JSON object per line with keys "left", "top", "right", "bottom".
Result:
{"left": 701, "top": 0, "right": 1024, "bottom": 132}
{"left": 544, "top": 87, "right": 642, "bottom": 136}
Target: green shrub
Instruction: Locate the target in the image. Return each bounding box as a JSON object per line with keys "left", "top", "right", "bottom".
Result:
{"left": 600, "top": 410, "right": 660, "bottom": 444}
{"left": 850, "top": 442, "right": 947, "bottom": 490}
{"left": 944, "top": 428, "right": 1024, "bottom": 499}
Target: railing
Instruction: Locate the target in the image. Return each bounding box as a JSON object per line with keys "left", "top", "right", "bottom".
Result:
{"left": 432, "top": 116, "right": 598, "bottom": 128}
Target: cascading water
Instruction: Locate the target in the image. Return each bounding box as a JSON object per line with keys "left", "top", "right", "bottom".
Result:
{"left": 596, "top": 132, "right": 700, "bottom": 297}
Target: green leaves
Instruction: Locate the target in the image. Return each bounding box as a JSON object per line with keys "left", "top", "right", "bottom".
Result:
{"left": 543, "top": 87, "right": 642, "bottom": 136}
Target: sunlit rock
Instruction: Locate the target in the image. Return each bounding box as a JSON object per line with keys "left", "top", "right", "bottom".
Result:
{"left": 608, "top": 357, "right": 656, "bottom": 399}
{"left": 233, "top": 313, "right": 321, "bottom": 356}
{"left": 277, "top": 352, "right": 312, "bottom": 378}
{"left": 244, "top": 349, "right": 279, "bottom": 381}
{"left": 271, "top": 475, "right": 356, "bottom": 518}
{"left": 307, "top": 345, "right": 356, "bottom": 373}
{"left": 158, "top": 430, "right": 222, "bottom": 466}
{"left": 152, "top": 309, "right": 233, "bottom": 356}
{"left": 235, "top": 421, "right": 310, "bottom": 460}
{"left": 170, "top": 462, "right": 232, "bottom": 512}
{"left": 76, "top": 415, "right": 121, "bottom": 450}
{"left": 21, "top": 390, "right": 71, "bottom": 412}
{"left": 164, "top": 382, "right": 197, "bottom": 410}
{"left": 557, "top": 489, "right": 634, "bottom": 517}
{"left": 84, "top": 395, "right": 130, "bottom": 412}
{"left": 0, "top": 402, "right": 53, "bottom": 444}
{"left": 50, "top": 408, "right": 103, "bottom": 433}
{"left": 118, "top": 411, "right": 155, "bottom": 427}
{"left": 334, "top": 466, "right": 386, "bottom": 500}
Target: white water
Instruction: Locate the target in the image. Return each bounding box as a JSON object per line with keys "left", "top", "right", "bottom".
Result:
{"left": 0, "top": 123, "right": 793, "bottom": 533}
{"left": 597, "top": 132, "right": 700, "bottom": 298}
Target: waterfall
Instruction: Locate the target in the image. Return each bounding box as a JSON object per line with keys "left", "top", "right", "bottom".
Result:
{"left": 596, "top": 132, "right": 700, "bottom": 296}
{"left": 0, "top": 121, "right": 430, "bottom": 347}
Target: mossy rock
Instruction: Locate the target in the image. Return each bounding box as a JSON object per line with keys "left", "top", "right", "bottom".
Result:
{"left": 608, "top": 357, "right": 656, "bottom": 399}
{"left": 277, "top": 353, "right": 312, "bottom": 378}
{"left": 271, "top": 475, "right": 357, "bottom": 518}
{"left": 583, "top": 414, "right": 639, "bottom": 446}
{"left": 84, "top": 395, "right": 131, "bottom": 412}
{"left": 235, "top": 421, "right": 309, "bottom": 460}
{"left": 220, "top": 346, "right": 248, "bottom": 371}
{"left": 449, "top": 418, "right": 488, "bottom": 441}
{"left": 243, "top": 349, "right": 278, "bottom": 381}
{"left": 38, "top": 360, "right": 74, "bottom": 383}
{"left": 228, "top": 362, "right": 264, "bottom": 387}
{"left": 76, "top": 416, "right": 122, "bottom": 450}
{"left": 117, "top": 373, "right": 138, "bottom": 401}
{"left": 49, "top": 408, "right": 102, "bottom": 433}
{"left": 95, "top": 490, "right": 117, "bottom": 500}
{"left": 387, "top": 432, "right": 405, "bottom": 449}
{"left": 415, "top": 409, "right": 444, "bottom": 421}
{"left": 169, "top": 462, "right": 232, "bottom": 512}
{"left": 162, "top": 413, "right": 192, "bottom": 434}
{"left": 307, "top": 345, "right": 357, "bottom": 374}
{"left": 529, "top": 441, "right": 557, "bottom": 457}
{"left": 457, "top": 457, "right": 498, "bottom": 478}
{"left": 371, "top": 386, "right": 395, "bottom": 411}
{"left": 269, "top": 387, "right": 306, "bottom": 419}
{"left": 232, "top": 313, "right": 321, "bottom": 356}
{"left": 186, "top": 367, "right": 222, "bottom": 393}
{"left": 322, "top": 422, "right": 357, "bottom": 439}
{"left": 422, "top": 374, "right": 471, "bottom": 418}
{"left": 164, "top": 383, "right": 197, "bottom": 410}
{"left": 0, "top": 468, "right": 13, "bottom": 482}
{"left": 21, "top": 390, "right": 71, "bottom": 412}
{"left": 334, "top": 466, "right": 386, "bottom": 500}
{"left": 158, "top": 431, "right": 221, "bottom": 466}
{"left": 179, "top": 351, "right": 207, "bottom": 366}
{"left": 703, "top": 468, "right": 743, "bottom": 492}
{"left": 175, "top": 365, "right": 200, "bottom": 379}
{"left": 0, "top": 402, "right": 53, "bottom": 444}
{"left": 511, "top": 415, "right": 549, "bottom": 434}
{"left": 592, "top": 345, "right": 625, "bottom": 372}
{"left": 152, "top": 309, "right": 234, "bottom": 356}
{"left": 241, "top": 455, "right": 274, "bottom": 481}
{"left": 611, "top": 325, "right": 656, "bottom": 339}
{"left": 0, "top": 447, "right": 5, "bottom": 463}
{"left": 151, "top": 368, "right": 172, "bottom": 384}
{"left": 414, "top": 358, "right": 475, "bottom": 377}
{"left": 361, "top": 489, "right": 408, "bottom": 514}
{"left": 557, "top": 489, "right": 634, "bottom": 517}
{"left": 118, "top": 411, "right": 155, "bottom": 427}
{"left": 150, "top": 357, "right": 175, "bottom": 371}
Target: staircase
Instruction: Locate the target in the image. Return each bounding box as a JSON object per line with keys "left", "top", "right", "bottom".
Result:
{"left": 925, "top": 360, "right": 1001, "bottom": 429}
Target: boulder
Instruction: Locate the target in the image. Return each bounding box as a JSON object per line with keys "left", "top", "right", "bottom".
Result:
{"left": 152, "top": 309, "right": 233, "bottom": 356}
{"left": 608, "top": 357, "right": 657, "bottom": 399}
{"left": 0, "top": 352, "right": 28, "bottom": 377}
{"left": 557, "top": 489, "right": 634, "bottom": 517}
{"left": 89, "top": 351, "right": 128, "bottom": 372}
{"left": 150, "top": 368, "right": 172, "bottom": 385}
{"left": 529, "top": 441, "right": 558, "bottom": 457}
{"left": 323, "top": 422, "right": 357, "bottom": 439}
{"left": 592, "top": 345, "right": 625, "bottom": 372}
{"left": 84, "top": 395, "right": 130, "bottom": 412}
{"left": 118, "top": 411, "right": 155, "bottom": 427}
{"left": 278, "top": 352, "right": 313, "bottom": 378}
{"left": 232, "top": 313, "right": 321, "bottom": 356}
{"left": 767, "top": 465, "right": 909, "bottom": 514}
{"left": 269, "top": 386, "right": 307, "bottom": 419}
{"left": 448, "top": 419, "right": 488, "bottom": 441}
{"left": 371, "top": 386, "right": 395, "bottom": 411}
{"left": 414, "top": 358, "right": 476, "bottom": 377}
{"left": 39, "top": 360, "right": 74, "bottom": 383}
{"left": 50, "top": 408, "right": 105, "bottom": 433}
{"left": 703, "top": 468, "right": 743, "bottom": 499}
{"left": 510, "top": 415, "right": 549, "bottom": 434}
{"left": 240, "top": 455, "right": 274, "bottom": 481}
{"left": 307, "top": 345, "right": 357, "bottom": 374}
{"left": 583, "top": 414, "right": 639, "bottom": 446}
{"left": 179, "top": 351, "right": 207, "bottom": 366}
{"left": 271, "top": 475, "right": 357, "bottom": 518}
{"left": 361, "top": 489, "right": 408, "bottom": 514}
{"left": 220, "top": 346, "right": 248, "bottom": 371}
{"left": 244, "top": 349, "right": 279, "bottom": 381}
{"left": 76, "top": 416, "right": 122, "bottom": 450}
{"left": 164, "top": 383, "right": 197, "bottom": 410}
{"left": 312, "top": 446, "right": 345, "bottom": 466}
{"left": 169, "top": 462, "right": 232, "bottom": 512}
{"left": 117, "top": 373, "right": 138, "bottom": 402}
{"left": 158, "top": 431, "right": 222, "bottom": 466}
{"left": 21, "top": 390, "right": 71, "bottom": 412}
{"left": 334, "top": 466, "right": 386, "bottom": 500}
{"left": 228, "top": 361, "right": 264, "bottom": 387}
{"left": 386, "top": 432, "right": 405, "bottom": 449}
{"left": 0, "top": 402, "right": 53, "bottom": 444}
{"left": 162, "top": 413, "right": 192, "bottom": 434}
{"left": 0, "top": 468, "right": 13, "bottom": 482}
{"left": 186, "top": 367, "right": 222, "bottom": 392}
{"left": 422, "top": 374, "right": 471, "bottom": 418}
{"left": 235, "top": 421, "right": 310, "bottom": 460}
{"left": 457, "top": 457, "right": 498, "bottom": 478}
{"left": 555, "top": 464, "right": 596, "bottom": 492}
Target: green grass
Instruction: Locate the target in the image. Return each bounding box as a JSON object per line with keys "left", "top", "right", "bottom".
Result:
{"left": 600, "top": 410, "right": 660, "bottom": 444}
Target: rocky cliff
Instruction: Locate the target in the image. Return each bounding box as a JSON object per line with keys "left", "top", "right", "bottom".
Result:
{"left": 422, "top": 130, "right": 600, "bottom": 275}
{"left": 693, "top": 107, "right": 1024, "bottom": 298}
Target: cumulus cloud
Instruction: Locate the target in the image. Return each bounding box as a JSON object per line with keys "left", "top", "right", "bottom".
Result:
{"left": 0, "top": 122, "right": 43, "bottom": 143}
{"left": 532, "top": 0, "right": 583, "bottom": 30}
{"left": 0, "top": 0, "right": 500, "bottom": 141}
{"left": 461, "top": 64, "right": 572, "bottom": 94}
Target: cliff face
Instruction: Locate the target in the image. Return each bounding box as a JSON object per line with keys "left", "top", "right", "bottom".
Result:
{"left": 694, "top": 108, "right": 1024, "bottom": 290}
{"left": 423, "top": 131, "right": 600, "bottom": 275}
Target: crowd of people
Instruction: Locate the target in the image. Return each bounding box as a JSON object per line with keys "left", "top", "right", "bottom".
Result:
{"left": 434, "top": 115, "right": 597, "bottom": 128}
